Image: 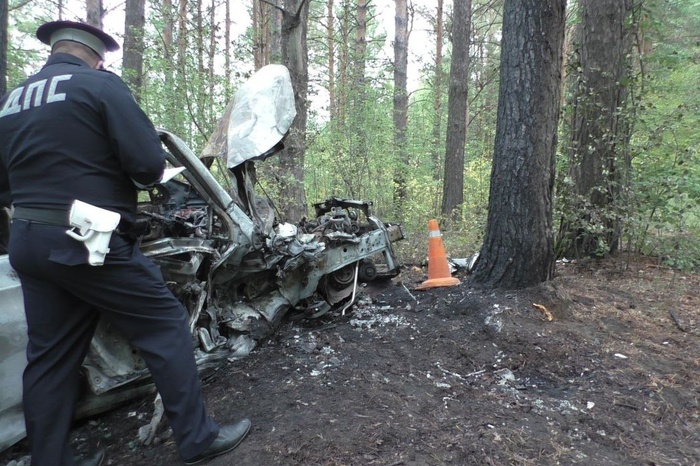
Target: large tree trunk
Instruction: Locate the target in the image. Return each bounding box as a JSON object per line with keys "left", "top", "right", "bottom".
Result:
{"left": 471, "top": 0, "right": 566, "bottom": 289}
{"left": 440, "top": 0, "right": 471, "bottom": 219}
{"left": 123, "top": 0, "right": 146, "bottom": 102}
{"left": 558, "top": 0, "right": 634, "bottom": 258}
{"left": 276, "top": 0, "right": 310, "bottom": 222}
{"left": 392, "top": 0, "right": 409, "bottom": 217}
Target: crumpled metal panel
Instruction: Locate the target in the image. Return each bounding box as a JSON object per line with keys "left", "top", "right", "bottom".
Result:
{"left": 200, "top": 64, "right": 296, "bottom": 168}
{"left": 82, "top": 320, "right": 151, "bottom": 395}
{"left": 0, "top": 256, "right": 27, "bottom": 452}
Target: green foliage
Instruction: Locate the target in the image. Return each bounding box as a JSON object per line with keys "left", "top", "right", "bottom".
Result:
{"left": 6, "top": 0, "right": 700, "bottom": 272}
{"left": 139, "top": 3, "right": 251, "bottom": 155}
{"left": 623, "top": 0, "right": 700, "bottom": 269}
{"left": 304, "top": 86, "right": 395, "bottom": 216}
{"left": 5, "top": 7, "right": 52, "bottom": 87}
{"left": 554, "top": 0, "right": 700, "bottom": 269}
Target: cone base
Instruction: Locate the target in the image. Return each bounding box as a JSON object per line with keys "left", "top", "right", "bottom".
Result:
{"left": 415, "top": 276, "right": 461, "bottom": 290}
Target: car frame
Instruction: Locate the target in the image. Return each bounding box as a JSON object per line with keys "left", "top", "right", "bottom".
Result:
{"left": 0, "top": 65, "right": 404, "bottom": 452}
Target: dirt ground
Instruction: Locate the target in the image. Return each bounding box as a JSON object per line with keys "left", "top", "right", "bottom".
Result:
{"left": 2, "top": 253, "right": 700, "bottom": 466}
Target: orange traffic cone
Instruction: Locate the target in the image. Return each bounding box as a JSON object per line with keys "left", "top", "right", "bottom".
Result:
{"left": 416, "top": 219, "right": 461, "bottom": 290}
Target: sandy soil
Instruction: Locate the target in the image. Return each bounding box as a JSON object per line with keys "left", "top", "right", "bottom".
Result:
{"left": 2, "top": 253, "right": 699, "bottom": 466}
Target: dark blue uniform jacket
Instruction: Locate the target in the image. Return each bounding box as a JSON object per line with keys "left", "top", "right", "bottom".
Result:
{"left": 0, "top": 53, "right": 165, "bottom": 224}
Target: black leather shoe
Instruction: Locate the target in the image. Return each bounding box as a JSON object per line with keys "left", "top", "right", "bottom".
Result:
{"left": 184, "top": 419, "right": 251, "bottom": 465}
{"left": 75, "top": 450, "right": 105, "bottom": 466}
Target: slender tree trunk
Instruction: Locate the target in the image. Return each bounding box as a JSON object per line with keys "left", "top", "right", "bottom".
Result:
{"left": 0, "top": 0, "right": 7, "bottom": 96}
{"left": 276, "top": 0, "right": 310, "bottom": 222}
{"left": 163, "top": 0, "right": 174, "bottom": 51}
{"left": 270, "top": 4, "right": 282, "bottom": 62}
{"left": 441, "top": 0, "right": 471, "bottom": 219}
{"left": 471, "top": 0, "right": 566, "bottom": 289}
{"left": 392, "top": 0, "right": 409, "bottom": 217}
{"left": 157, "top": 0, "right": 175, "bottom": 130}
{"left": 0, "top": 0, "right": 7, "bottom": 252}
{"left": 178, "top": 0, "right": 188, "bottom": 73}
{"left": 253, "top": 0, "right": 267, "bottom": 69}
{"left": 196, "top": 0, "right": 204, "bottom": 76}
{"left": 430, "top": 0, "right": 444, "bottom": 182}
{"left": 225, "top": 0, "right": 231, "bottom": 99}
{"left": 326, "top": 0, "right": 336, "bottom": 120}
{"left": 337, "top": 0, "right": 350, "bottom": 125}
{"left": 354, "top": 0, "right": 367, "bottom": 95}
{"left": 86, "top": 0, "right": 103, "bottom": 28}
{"left": 338, "top": 0, "right": 369, "bottom": 198}
{"left": 174, "top": 0, "right": 188, "bottom": 138}
{"left": 123, "top": 0, "right": 146, "bottom": 101}
{"left": 208, "top": 0, "right": 215, "bottom": 124}
{"left": 252, "top": 0, "right": 260, "bottom": 67}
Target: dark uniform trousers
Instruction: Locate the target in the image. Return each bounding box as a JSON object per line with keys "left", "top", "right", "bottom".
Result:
{"left": 9, "top": 219, "right": 219, "bottom": 466}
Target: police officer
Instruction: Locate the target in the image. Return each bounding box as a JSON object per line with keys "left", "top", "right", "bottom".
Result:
{"left": 0, "top": 21, "right": 250, "bottom": 466}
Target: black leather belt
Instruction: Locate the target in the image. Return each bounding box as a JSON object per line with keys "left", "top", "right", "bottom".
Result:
{"left": 13, "top": 206, "right": 138, "bottom": 236}
{"left": 13, "top": 206, "right": 70, "bottom": 227}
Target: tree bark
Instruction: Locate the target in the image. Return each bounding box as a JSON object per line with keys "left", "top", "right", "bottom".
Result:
{"left": 160, "top": 0, "right": 175, "bottom": 127}
{"left": 86, "top": 0, "right": 103, "bottom": 28}
{"left": 163, "top": 0, "right": 174, "bottom": 51}
{"left": 208, "top": 0, "right": 216, "bottom": 123}
{"left": 392, "top": 0, "right": 408, "bottom": 216}
{"left": 558, "top": 0, "right": 634, "bottom": 258}
{"left": 173, "top": 0, "right": 188, "bottom": 138}
{"left": 123, "top": 0, "right": 146, "bottom": 101}
{"left": 252, "top": 0, "right": 268, "bottom": 69}
{"left": 196, "top": 0, "right": 204, "bottom": 75}
{"left": 337, "top": 0, "right": 351, "bottom": 124}
{"left": 441, "top": 0, "right": 471, "bottom": 219}
{"left": 326, "top": 0, "right": 336, "bottom": 120}
{"left": 354, "top": 0, "right": 367, "bottom": 95}
{"left": 430, "top": 0, "right": 444, "bottom": 182}
{"left": 276, "top": 0, "right": 310, "bottom": 222}
{"left": 471, "top": 0, "right": 566, "bottom": 289}
{"left": 270, "top": 4, "right": 283, "bottom": 63}
{"left": 339, "top": 0, "right": 369, "bottom": 199}
{"left": 0, "top": 0, "right": 7, "bottom": 96}
{"left": 224, "top": 0, "right": 231, "bottom": 99}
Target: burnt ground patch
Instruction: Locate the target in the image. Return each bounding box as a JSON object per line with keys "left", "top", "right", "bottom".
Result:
{"left": 2, "top": 253, "right": 700, "bottom": 465}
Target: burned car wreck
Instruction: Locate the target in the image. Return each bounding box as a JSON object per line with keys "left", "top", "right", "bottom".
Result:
{"left": 0, "top": 65, "right": 403, "bottom": 452}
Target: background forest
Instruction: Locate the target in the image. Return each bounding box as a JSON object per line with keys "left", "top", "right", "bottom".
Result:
{"left": 1, "top": 0, "right": 700, "bottom": 276}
